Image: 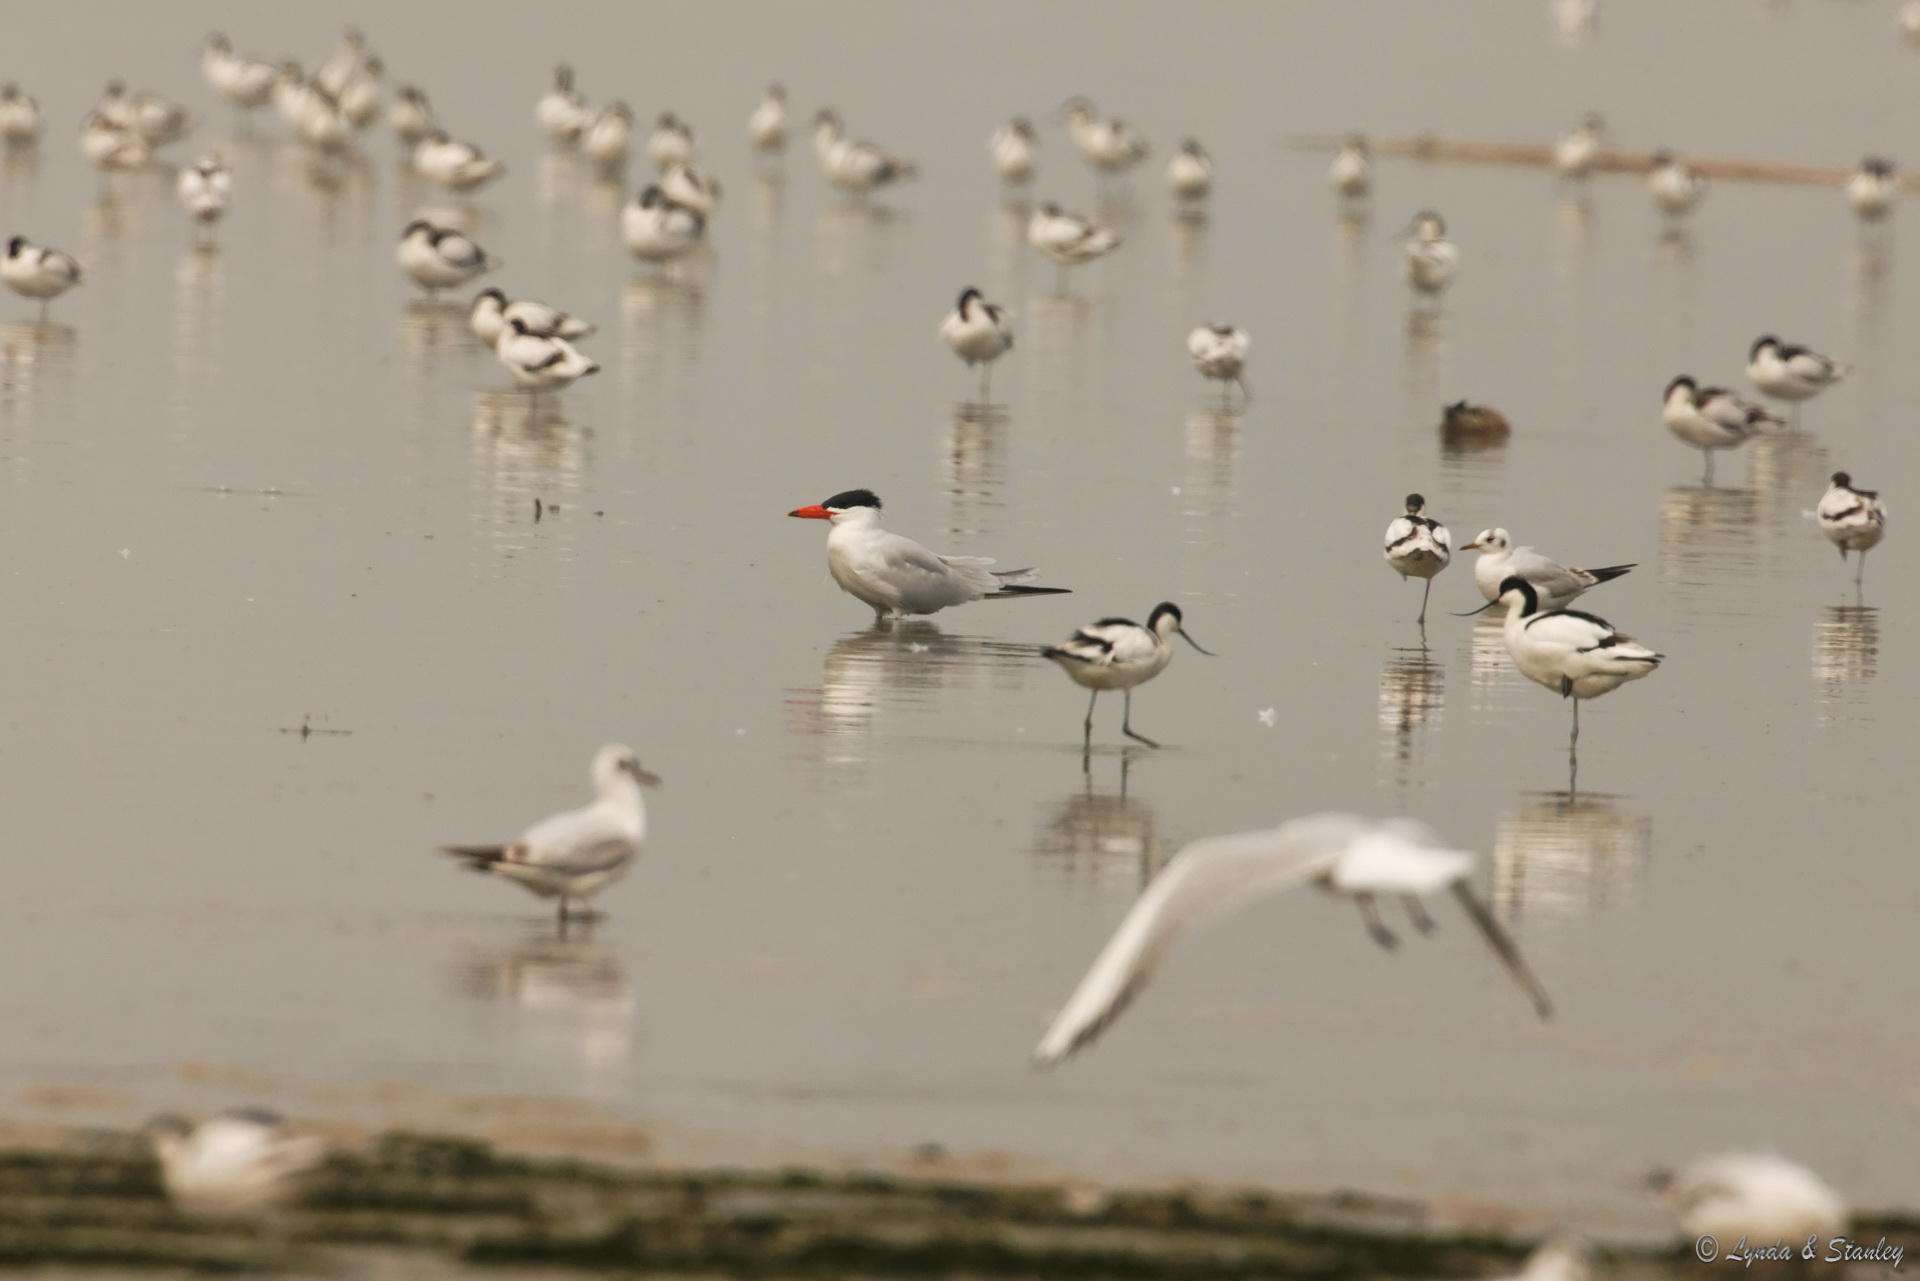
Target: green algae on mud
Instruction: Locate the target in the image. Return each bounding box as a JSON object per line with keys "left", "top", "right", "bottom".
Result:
{"left": 0, "top": 1131, "right": 1913, "bottom": 1277}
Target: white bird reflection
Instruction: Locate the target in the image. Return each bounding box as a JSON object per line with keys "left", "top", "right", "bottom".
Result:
{"left": 0, "top": 321, "right": 76, "bottom": 433}
{"left": 1492, "top": 790, "right": 1650, "bottom": 922}
{"left": 785, "top": 622, "right": 1034, "bottom": 762}
{"left": 1812, "top": 605, "right": 1878, "bottom": 713}
{"left": 1031, "top": 752, "right": 1165, "bottom": 891}
{"left": 1181, "top": 408, "right": 1240, "bottom": 519}
{"left": 469, "top": 391, "right": 588, "bottom": 521}
{"left": 397, "top": 298, "right": 467, "bottom": 361}
{"left": 1745, "top": 431, "right": 1830, "bottom": 529}
{"left": 944, "top": 402, "right": 1008, "bottom": 539}
{"left": 1403, "top": 308, "right": 1444, "bottom": 406}
{"left": 454, "top": 926, "right": 636, "bottom": 1077}
{"left": 1657, "top": 484, "right": 1760, "bottom": 591}
{"left": 1169, "top": 206, "right": 1207, "bottom": 281}
{"left": 1378, "top": 645, "right": 1444, "bottom": 775}
{"left": 621, "top": 271, "right": 706, "bottom": 393}
{"left": 812, "top": 199, "right": 906, "bottom": 278}
{"left": 173, "top": 244, "right": 223, "bottom": 392}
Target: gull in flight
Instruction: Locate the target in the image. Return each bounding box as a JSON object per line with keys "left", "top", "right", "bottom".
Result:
{"left": 1033, "top": 813, "right": 1553, "bottom": 1067}
{"left": 440, "top": 743, "right": 660, "bottom": 926}
{"left": 146, "top": 1109, "right": 328, "bottom": 1216}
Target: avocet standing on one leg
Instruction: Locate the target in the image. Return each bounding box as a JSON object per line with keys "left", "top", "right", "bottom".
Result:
{"left": 1186, "top": 324, "right": 1249, "bottom": 403}
{"left": 1383, "top": 494, "right": 1450, "bottom": 624}
{"left": 1662, "top": 375, "right": 1782, "bottom": 483}
{"left": 939, "top": 287, "right": 1013, "bottom": 401}
{"left": 1474, "top": 576, "right": 1662, "bottom": 752}
{"left": 1817, "top": 471, "right": 1886, "bottom": 587}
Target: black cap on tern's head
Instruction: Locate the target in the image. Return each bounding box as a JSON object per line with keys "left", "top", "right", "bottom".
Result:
{"left": 1404, "top": 493, "right": 1425, "bottom": 512}
{"left": 822, "top": 489, "right": 880, "bottom": 511}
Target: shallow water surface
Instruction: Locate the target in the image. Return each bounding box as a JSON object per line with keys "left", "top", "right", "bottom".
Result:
{"left": 1, "top": 0, "right": 1914, "bottom": 1234}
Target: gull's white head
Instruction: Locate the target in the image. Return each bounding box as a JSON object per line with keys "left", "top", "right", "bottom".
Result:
{"left": 1409, "top": 210, "right": 1447, "bottom": 242}
{"left": 1463, "top": 527, "right": 1510, "bottom": 553}
{"left": 592, "top": 743, "right": 661, "bottom": 794}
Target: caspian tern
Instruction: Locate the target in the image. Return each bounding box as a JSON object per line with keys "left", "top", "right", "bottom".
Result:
{"left": 787, "top": 488, "right": 1069, "bottom": 620}
{"left": 1032, "top": 812, "right": 1553, "bottom": 1067}
{"left": 1817, "top": 471, "right": 1886, "bottom": 586}
{"left": 441, "top": 743, "right": 660, "bottom": 926}
{"left": 1042, "top": 602, "right": 1213, "bottom": 749}
{"left": 1383, "top": 494, "right": 1450, "bottom": 623}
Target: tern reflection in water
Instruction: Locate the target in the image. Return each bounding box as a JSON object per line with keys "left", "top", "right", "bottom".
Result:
{"left": 1492, "top": 791, "right": 1650, "bottom": 923}
{"left": 454, "top": 925, "right": 636, "bottom": 1076}
{"left": 785, "top": 622, "right": 1037, "bottom": 758}
{"left": 1812, "top": 605, "right": 1878, "bottom": 712}
{"left": 1032, "top": 751, "right": 1166, "bottom": 892}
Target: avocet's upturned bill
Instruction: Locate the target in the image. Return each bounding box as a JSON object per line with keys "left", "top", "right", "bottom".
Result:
{"left": 1649, "top": 151, "right": 1707, "bottom": 218}
{"left": 1552, "top": 112, "right": 1605, "bottom": 178}
{"left": 1818, "top": 471, "right": 1886, "bottom": 586}
{"left": 1649, "top": 1152, "right": 1848, "bottom": 1246}
{"left": 146, "top": 1110, "right": 327, "bottom": 1217}
{"left": 2, "top": 236, "right": 81, "bottom": 317}
{"left": 1462, "top": 529, "right": 1634, "bottom": 611}
{"left": 748, "top": 83, "right": 787, "bottom": 152}
{"left": 1166, "top": 139, "right": 1212, "bottom": 200}
{"left": 1329, "top": 134, "right": 1370, "bottom": 198}
{"left": 1384, "top": 494, "right": 1450, "bottom": 623}
{"left": 396, "top": 220, "right": 497, "bottom": 295}
{"left": 940, "top": 287, "right": 1013, "bottom": 399}
{"left": 1043, "top": 603, "right": 1213, "bottom": 749}
{"left": 1848, "top": 156, "right": 1895, "bottom": 222}
{"left": 1403, "top": 210, "right": 1458, "bottom": 297}
{"left": 991, "top": 117, "right": 1037, "bottom": 184}
{"left": 787, "top": 489, "right": 1069, "bottom": 620}
{"left": 470, "top": 288, "right": 594, "bottom": 347}
{"left": 623, "top": 185, "right": 705, "bottom": 264}
{"left": 1746, "top": 335, "right": 1851, "bottom": 408}
{"left": 1663, "top": 375, "right": 1783, "bottom": 482}
{"left": 1187, "top": 324, "right": 1249, "bottom": 402}
{"left": 441, "top": 743, "right": 660, "bottom": 926}
{"left": 1476, "top": 575, "right": 1662, "bottom": 743}
{"left": 1032, "top": 813, "right": 1554, "bottom": 1067}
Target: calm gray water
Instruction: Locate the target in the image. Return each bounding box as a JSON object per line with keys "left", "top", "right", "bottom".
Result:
{"left": 2, "top": 0, "right": 1914, "bottom": 1234}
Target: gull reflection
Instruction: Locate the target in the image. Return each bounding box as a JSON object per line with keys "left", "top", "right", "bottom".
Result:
{"left": 1181, "top": 407, "right": 1240, "bottom": 518}
{"left": 944, "top": 402, "right": 1008, "bottom": 539}
{"left": 1032, "top": 752, "right": 1165, "bottom": 891}
{"left": 1378, "top": 645, "right": 1444, "bottom": 775}
{"left": 1657, "top": 484, "right": 1759, "bottom": 590}
{"left": 1492, "top": 790, "right": 1650, "bottom": 923}
{"left": 1812, "top": 605, "right": 1878, "bottom": 711}
{"left": 454, "top": 927, "right": 635, "bottom": 1077}
{"left": 785, "top": 622, "right": 1034, "bottom": 761}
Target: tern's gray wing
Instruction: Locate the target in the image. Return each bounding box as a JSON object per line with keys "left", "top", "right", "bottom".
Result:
{"left": 1032, "top": 813, "right": 1378, "bottom": 1067}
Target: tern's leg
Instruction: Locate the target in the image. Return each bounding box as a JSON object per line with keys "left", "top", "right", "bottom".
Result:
{"left": 1402, "top": 894, "right": 1436, "bottom": 935}
{"left": 1417, "top": 578, "right": 1432, "bottom": 625}
{"left": 1355, "top": 893, "right": 1398, "bottom": 950}
{"left": 1450, "top": 882, "right": 1555, "bottom": 1019}
{"left": 1120, "top": 690, "right": 1161, "bottom": 748}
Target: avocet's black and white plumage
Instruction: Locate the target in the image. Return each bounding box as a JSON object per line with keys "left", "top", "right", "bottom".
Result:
{"left": 786, "top": 489, "right": 1069, "bottom": 620}
{"left": 414, "top": 131, "right": 504, "bottom": 192}
{"left": 580, "top": 101, "right": 633, "bottom": 171}
{"left": 1063, "top": 97, "right": 1148, "bottom": 176}
{"left": 389, "top": 85, "right": 436, "bottom": 145}
{"left": 146, "top": 1109, "right": 328, "bottom": 1217}
{"left": 1746, "top": 335, "right": 1850, "bottom": 413}
{"left": 469, "top": 288, "right": 595, "bottom": 348}
{"left": 1042, "top": 602, "right": 1213, "bottom": 749}
{"left": 1186, "top": 324, "right": 1250, "bottom": 402}
{"left": 176, "top": 154, "right": 231, "bottom": 233}
{"left": 991, "top": 117, "right": 1037, "bottom": 183}
{"left": 396, "top": 220, "right": 497, "bottom": 295}
{"left": 1817, "top": 471, "right": 1886, "bottom": 585}
{"left": 98, "top": 80, "right": 191, "bottom": 149}
{"left": 1649, "top": 151, "right": 1707, "bottom": 218}
{"left": 660, "top": 160, "right": 721, "bottom": 215}
{"left": 202, "top": 35, "right": 278, "bottom": 114}
{"left": 1462, "top": 529, "right": 1633, "bottom": 611}
{"left": 1166, "top": 138, "right": 1212, "bottom": 200}
{"left": 535, "top": 64, "right": 592, "bottom": 144}
{"left": 2, "top": 236, "right": 81, "bottom": 318}
{"left": 1031, "top": 812, "right": 1553, "bottom": 1067}
{"left": 1847, "top": 156, "right": 1895, "bottom": 221}
{"left": 494, "top": 318, "right": 599, "bottom": 393}
{"left": 1329, "top": 134, "right": 1370, "bottom": 197}
{"left": 314, "top": 27, "right": 369, "bottom": 100}
{"left": 647, "top": 112, "right": 694, "bottom": 171}
{"left": 622, "top": 184, "right": 706, "bottom": 264}
{"left": 1552, "top": 112, "right": 1605, "bottom": 178}
{"left": 939, "top": 287, "right": 1013, "bottom": 399}
{"left": 1481, "top": 576, "right": 1662, "bottom": 744}
{"left": 1403, "top": 210, "right": 1458, "bottom": 297}
{"left": 0, "top": 84, "right": 41, "bottom": 145}
{"left": 441, "top": 743, "right": 660, "bottom": 926}
{"left": 1662, "top": 375, "right": 1783, "bottom": 482}
{"left": 1028, "top": 203, "right": 1121, "bottom": 278}
{"left": 1383, "top": 494, "right": 1451, "bottom": 623}
{"left": 79, "top": 111, "right": 150, "bottom": 171}
{"left": 338, "top": 57, "right": 383, "bottom": 131}
{"left": 1648, "top": 1153, "right": 1848, "bottom": 1247}
{"left": 812, "top": 110, "right": 917, "bottom": 192}
{"left": 748, "top": 83, "right": 787, "bottom": 152}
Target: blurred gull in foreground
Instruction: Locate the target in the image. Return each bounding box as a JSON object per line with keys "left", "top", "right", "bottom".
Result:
{"left": 1650, "top": 1152, "right": 1847, "bottom": 1247}
{"left": 147, "top": 1109, "right": 327, "bottom": 1216}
